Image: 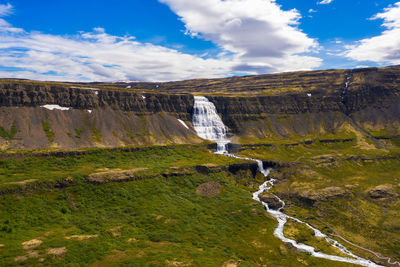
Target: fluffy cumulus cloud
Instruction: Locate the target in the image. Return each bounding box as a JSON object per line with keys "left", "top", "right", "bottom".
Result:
{"left": 160, "top": 0, "right": 321, "bottom": 74}
{"left": 0, "top": 1, "right": 321, "bottom": 82}
{"left": 345, "top": 2, "right": 400, "bottom": 65}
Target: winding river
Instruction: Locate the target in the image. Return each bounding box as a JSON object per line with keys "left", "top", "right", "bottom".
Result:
{"left": 192, "top": 95, "right": 381, "bottom": 267}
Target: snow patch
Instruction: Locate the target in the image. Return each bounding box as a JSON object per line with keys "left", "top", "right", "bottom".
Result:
{"left": 178, "top": 119, "right": 189, "bottom": 129}
{"left": 41, "top": 104, "right": 70, "bottom": 111}
{"left": 307, "top": 93, "right": 312, "bottom": 97}
{"left": 87, "top": 110, "right": 92, "bottom": 113}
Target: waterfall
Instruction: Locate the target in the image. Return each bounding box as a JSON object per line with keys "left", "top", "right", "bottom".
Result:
{"left": 192, "top": 96, "right": 230, "bottom": 154}
{"left": 191, "top": 95, "right": 381, "bottom": 267}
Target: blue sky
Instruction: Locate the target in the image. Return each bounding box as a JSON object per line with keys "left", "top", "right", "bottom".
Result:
{"left": 0, "top": 0, "right": 400, "bottom": 81}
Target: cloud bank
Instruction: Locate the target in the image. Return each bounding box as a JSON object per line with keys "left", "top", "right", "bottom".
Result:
{"left": 160, "top": 0, "right": 321, "bottom": 73}
{"left": 345, "top": 2, "right": 400, "bottom": 65}
{"left": 0, "top": 1, "right": 321, "bottom": 82}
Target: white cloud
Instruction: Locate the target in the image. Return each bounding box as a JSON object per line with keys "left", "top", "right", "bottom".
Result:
{"left": 308, "top": 9, "right": 317, "bottom": 13}
{"left": 0, "top": 29, "right": 238, "bottom": 82}
{"left": 159, "top": 0, "right": 321, "bottom": 73}
{"left": 0, "top": 3, "right": 13, "bottom": 16}
{"left": 345, "top": 2, "right": 400, "bottom": 64}
{"left": 0, "top": 1, "right": 322, "bottom": 82}
{"left": 318, "top": 0, "right": 333, "bottom": 5}
{"left": 0, "top": 3, "right": 22, "bottom": 33}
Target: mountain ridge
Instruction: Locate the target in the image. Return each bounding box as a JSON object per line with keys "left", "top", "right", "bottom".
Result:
{"left": 0, "top": 65, "right": 399, "bottom": 149}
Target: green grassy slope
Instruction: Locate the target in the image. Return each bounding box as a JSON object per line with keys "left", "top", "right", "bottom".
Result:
{"left": 238, "top": 139, "right": 400, "bottom": 265}
{"left": 0, "top": 145, "right": 356, "bottom": 267}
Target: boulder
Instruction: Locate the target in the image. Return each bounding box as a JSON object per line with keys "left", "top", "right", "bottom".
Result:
{"left": 259, "top": 192, "right": 283, "bottom": 210}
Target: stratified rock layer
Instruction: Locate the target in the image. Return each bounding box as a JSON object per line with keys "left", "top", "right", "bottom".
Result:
{"left": 1, "top": 65, "right": 400, "bottom": 149}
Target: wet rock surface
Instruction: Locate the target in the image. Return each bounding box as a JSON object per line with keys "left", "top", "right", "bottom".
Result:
{"left": 259, "top": 192, "right": 282, "bottom": 210}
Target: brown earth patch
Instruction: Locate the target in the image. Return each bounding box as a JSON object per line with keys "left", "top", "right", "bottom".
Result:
{"left": 251, "top": 240, "right": 266, "bottom": 248}
{"left": 155, "top": 215, "right": 164, "bottom": 220}
{"left": 5, "top": 179, "right": 37, "bottom": 185}
{"left": 87, "top": 168, "right": 148, "bottom": 183}
{"left": 222, "top": 259, "right": 241, "bottom": 267}
{"left": 108, "top": 226, "right": 123, "bottom": 237}
{"left": 14, "top": 251, "right": 39, "bottom": 262}
{"left": 367, "top": 184, "right": 399, "bottom": 200}
{"left": 297, "top": 257, "right": 309, "bottom": 265}
{"left": 196, "top": 181, "right": 221, "bottom": 197}
{"left": 201, "top": 163, "right": 219, "bottom": 168}
{"left": 165, "top": 259, "right": 189, "bottom": 266}
{"left": 65, "top": 234, "right": 98, "bottom": 240}
{"left": 46, "top": 247, "right": 67, "bottom": 256}
{"left": 21, "top": 239, "right": 42, "bottom": 250}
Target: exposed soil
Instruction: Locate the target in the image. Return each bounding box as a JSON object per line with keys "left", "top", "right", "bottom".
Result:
{"left": 21, "top": 239, "right": 42, "bottom": 250}
{"left": 46, "top": 247, "right": 67, "bottom": 256}
{"left": 64, "top": 234, "right": 98, "bottom": 240}
{"left": 5, "top": 179, "right": 37, "bottom": 185}
{"left": 87, "top": 168, "right": 148, "bottom": 183}
{"left": 196, "top": 181, "right": 222, "bottom": 197}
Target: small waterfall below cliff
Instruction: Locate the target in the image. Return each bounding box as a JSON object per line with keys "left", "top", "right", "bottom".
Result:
{"left": 192, "top": 96, "right": 230, "bottom": 154}
{"left": 341, "top": 72, "right": 353, "bottom": 116}
{"left": 192, "top": 96, "right": 381, "bottom": 267}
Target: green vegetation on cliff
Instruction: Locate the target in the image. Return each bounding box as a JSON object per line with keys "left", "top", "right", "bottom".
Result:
{"left": 0, "top": 122, "right": 18, "bottom": 141}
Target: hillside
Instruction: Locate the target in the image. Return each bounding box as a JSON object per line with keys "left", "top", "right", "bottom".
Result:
{"left": 0, "top": 66, "right": 399, "bottom": 266}
{"left": 1, "top": 66, "right": 400, "bottom": 150}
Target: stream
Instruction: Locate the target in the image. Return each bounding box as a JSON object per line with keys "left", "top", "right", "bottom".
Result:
{"left": 192, "top": 96, "right": 381, "bottom": 267}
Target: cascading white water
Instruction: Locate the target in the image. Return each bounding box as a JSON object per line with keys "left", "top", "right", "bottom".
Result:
{"left": 192, "top": 96, "right": 230, "bottom": 153}
{"left": 192, "top": 96, "right": 382, "bottom": 267}
{"left": 248, "top": 159, "right": 381, "bottom": 267}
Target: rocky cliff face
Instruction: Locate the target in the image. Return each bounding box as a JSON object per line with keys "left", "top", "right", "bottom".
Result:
{"left": 206, "top": 83, "right": 400, "bottom": 141}
{"left": 0, "top": 83, "right": 198, "bottom": 149}
{"left": 0, "top": 83, "right": 193, "bottom": 116}
{"left": 206, "top": 67, "right": 400, "bottom": 142}
{"left": 0, "top": 65, "right": 399, "bottom": 149}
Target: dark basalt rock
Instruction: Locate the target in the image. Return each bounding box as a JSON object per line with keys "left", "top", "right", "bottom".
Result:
{"left": 367, "top": 184, "right": 399, "bottom": 200}
{"left": 0, "top": 83, "right": 194, "bottom": 117}
{"left": 228, "top": 163, "right": 259, "bottom": 178}
{"left": 280, "top": 187, "right": 351, "bottom": 207}
{"left": 1, "top": 66, "right": 400, "bottom": 149}
{"left": 319, "top": 138, "right": 354, "bottom": 143}
{"left": 259, "top": 192, "right": 282, "bottom": 210}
